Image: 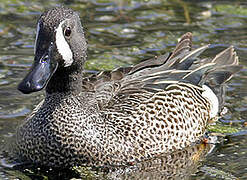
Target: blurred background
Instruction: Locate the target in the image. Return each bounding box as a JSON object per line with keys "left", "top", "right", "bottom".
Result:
{"left": 0, "top": 0, "right": 247, "bottom": 179}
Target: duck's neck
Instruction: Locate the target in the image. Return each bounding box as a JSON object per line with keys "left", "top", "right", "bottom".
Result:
{"left": 46, "top": 61, "right": 85, "bottom": 95}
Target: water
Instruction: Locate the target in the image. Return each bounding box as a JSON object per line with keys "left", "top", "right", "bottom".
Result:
{"left": 0, "top": 0, "right": 247, "bottom": 179}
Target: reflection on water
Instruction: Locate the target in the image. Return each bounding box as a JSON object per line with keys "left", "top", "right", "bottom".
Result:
{"left": 0, "top": 0, "right": 247, "bottom": 179}
{"left": 112, "top": 143, "right": 213, "bottom": 180}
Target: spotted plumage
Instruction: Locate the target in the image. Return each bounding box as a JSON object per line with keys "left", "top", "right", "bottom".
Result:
{"left": 16, "top": 7, "right": 241, "bottom": 167}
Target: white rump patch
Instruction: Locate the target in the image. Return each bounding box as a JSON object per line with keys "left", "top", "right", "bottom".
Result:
{"left": 202, "top": 85, "right": 219, "bottom": 118}
{"left": 34, "top": 21, "right": 41, "bottom": 54}
{"left": 55, "top": 20, "right": 73, "bottom": 67}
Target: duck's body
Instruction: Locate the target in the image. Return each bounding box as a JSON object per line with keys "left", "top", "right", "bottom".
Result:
{"left": 16, "top": 7, "right": 241, "bottom": 167}
{"left": 16, "top": 82, "right": 210, "bottom": 167}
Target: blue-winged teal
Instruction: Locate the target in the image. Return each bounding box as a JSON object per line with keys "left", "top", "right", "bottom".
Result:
{"left": 16, "top": 7, "right": 241, "bottom": 167}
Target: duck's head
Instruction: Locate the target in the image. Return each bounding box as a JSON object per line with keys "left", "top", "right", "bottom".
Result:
{"left": 18, "top": 7, "right": 87, "bottom": 94}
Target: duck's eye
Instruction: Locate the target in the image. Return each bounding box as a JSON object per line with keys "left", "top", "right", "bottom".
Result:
{"left": 64, "top": 27, "right": 71, "bottom": 37}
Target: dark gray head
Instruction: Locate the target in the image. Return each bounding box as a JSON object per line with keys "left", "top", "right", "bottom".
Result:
{"left": 18, "top": 7, "right": 87, "bottom": 94}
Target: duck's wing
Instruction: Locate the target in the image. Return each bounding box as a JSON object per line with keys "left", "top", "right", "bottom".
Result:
{"left": 82, "top": 32, "right": 192, "bottom": 89}
{"left": 83, "top": 33, "right": 241, "bottom": 112}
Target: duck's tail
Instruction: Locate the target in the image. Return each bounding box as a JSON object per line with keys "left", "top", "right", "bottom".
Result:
{"left": 196, "top": 46, "right": 241, "bottom": 111}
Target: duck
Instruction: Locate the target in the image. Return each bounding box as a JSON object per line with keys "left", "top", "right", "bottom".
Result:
{"left": 16, "top": 6, "right": 241, "bottom": 167}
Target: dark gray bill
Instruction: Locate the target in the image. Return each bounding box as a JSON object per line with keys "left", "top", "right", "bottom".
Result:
{"left": 18, "top": 53, "right": 58, "bottom": 94}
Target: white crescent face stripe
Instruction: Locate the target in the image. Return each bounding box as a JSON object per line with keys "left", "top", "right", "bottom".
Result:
{"left": 55, "top": 20, "right": 73, "bottom": 67}
{"left": 34, "top": 21, "right": 41, "bottom": 54}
